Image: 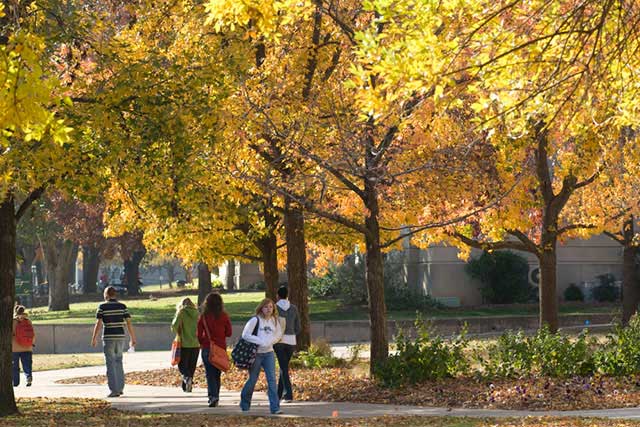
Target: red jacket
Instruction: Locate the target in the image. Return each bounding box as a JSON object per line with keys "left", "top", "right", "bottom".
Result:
{"left": 197, "top": 312, "right": 232, "bottom": 349}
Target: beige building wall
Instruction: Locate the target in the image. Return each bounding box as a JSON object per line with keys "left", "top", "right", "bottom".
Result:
{"left": 407, "top": 234, "right": 623, "bottom": 306}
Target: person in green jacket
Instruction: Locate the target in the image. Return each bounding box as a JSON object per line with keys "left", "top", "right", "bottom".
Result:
{"left": 171, "top": 297, "right": 200, "bottom": 392}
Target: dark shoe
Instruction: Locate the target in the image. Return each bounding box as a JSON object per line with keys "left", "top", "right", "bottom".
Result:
{"left": 208, "top": 399, "right": 219, "bottom": 408}
{"left": 107, "top": 391, "right": 120, "bottom": 398}
{"left": 186, "top": 377, "right": 193, "bottom": 393}
{"left": 181, "top": 379, "right": 186, "bottom": 392}
{"left": 26, "top": 379, "right": 32, "bottom": 387}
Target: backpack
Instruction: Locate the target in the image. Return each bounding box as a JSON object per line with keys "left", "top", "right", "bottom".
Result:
{"left": 15, "top": 319, "right": 35, "bottom": 347}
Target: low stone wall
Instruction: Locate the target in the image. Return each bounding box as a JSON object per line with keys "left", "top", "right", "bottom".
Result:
{"left": 33, "top": 313, "right": 615, "bottom": 354}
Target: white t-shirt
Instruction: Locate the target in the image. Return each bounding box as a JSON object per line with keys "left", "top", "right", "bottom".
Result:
{"left": 241, "top": 316, "right": 283, "bottom": 353}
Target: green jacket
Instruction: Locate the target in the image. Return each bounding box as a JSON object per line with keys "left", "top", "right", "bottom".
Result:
{"left": 171, "top": 306, "right": 199, "bottom": 348}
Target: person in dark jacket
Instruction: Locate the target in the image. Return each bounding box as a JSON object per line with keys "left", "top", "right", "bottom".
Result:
{"left": 197, "top": 292, "right": 232, "bottom": 407}
{"left": 274, "top": 286, "right": 301, "bottom": 402}
{"left": 171, "top": 297, "right": 200, "bottom": 392}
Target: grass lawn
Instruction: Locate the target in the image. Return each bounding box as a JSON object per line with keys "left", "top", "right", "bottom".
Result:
{"left": 4, "top": 399, "right": 639, "bottom": 427}
{"left": 28, "top": 290, "right": 618, "bottom": 324}
{"left": 32, "top": 354, "right": 104, "bottom": 371}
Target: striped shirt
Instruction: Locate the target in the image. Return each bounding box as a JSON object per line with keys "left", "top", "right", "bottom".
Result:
{"left": 96, "top": 299, "right": 131, "bottom": 341}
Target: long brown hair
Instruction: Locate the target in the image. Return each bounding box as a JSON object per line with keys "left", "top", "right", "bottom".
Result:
{"left": 255, "top": 298, "right": 277, "bottom": 319}
{"left": 202, "top": 292, "right": 225, "bottom": 319}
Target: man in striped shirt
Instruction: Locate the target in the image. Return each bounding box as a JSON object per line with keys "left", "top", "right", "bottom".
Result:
{"left": 91, "top": 286, "right": 137, "bottom": 397}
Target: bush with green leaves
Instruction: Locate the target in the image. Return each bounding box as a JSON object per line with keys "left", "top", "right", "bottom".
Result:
{"left": 563, "top": 283, "right": 584, "bottom": 302}
{"left": 309, "top": 251, "right": 441, "bottom": 310}
{"left": 290, "top": 339, "right": 345, "bottom": 369}
{"left": 592, "top": 273, "right": 619, "bottom": 302}
{"left": 594, "top": 315, "right": 640, "bottom": 376}
{"left": 374, "top": 317, "right": 469, "bottom": 387}
{"left": 465, "top": 250, "right": 533, "bottom": 304}
{"left": 476, "top": 327, "right": 596, "bottom": 378}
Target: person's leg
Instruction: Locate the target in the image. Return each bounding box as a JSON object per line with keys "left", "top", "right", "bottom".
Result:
{"left": 114, "top": 340, "right": 126, "bottom": 394}
{"left": 103, "top": 340, "right": 117, "bottom": 394}
{"left": 22, "top": 352, "right": 33, "bottom": 386}
{"left": 201, "top": 348, "right": 216, "bottom": 403}
{"left": 12, "top": 353, "right": 20, "bottom": 387}
{"left": 186, "top": 348, "right": 199, "bottom": 378}
{"left": 240, "top": 352, "right": 264, "bottom": 411}
{"left": 262, "top": 351, "right": 280, "bottom": 413}
{"left": 177, "top": 347, "right": 189, "bottom": 380}
{"left": 280, "top": 344, "right": 295, "bottom": 401}
{"left": 185, "top": 347, "right": 199, "bottom": 392}
{"left": 273, "top": 343, "right": 285, "bottom": 399}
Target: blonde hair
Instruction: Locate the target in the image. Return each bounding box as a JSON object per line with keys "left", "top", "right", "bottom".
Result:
{"left": 255, "top": 298, "right": 277, "bottom": 319}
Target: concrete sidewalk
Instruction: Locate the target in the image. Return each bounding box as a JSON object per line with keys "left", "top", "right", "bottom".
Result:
{"left": 12, "top": 350, "right": 640, "bottom": 419}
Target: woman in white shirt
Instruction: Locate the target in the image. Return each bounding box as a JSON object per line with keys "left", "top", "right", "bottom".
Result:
{"left": 239, "top": 298, "right": 284, "bottom": 414}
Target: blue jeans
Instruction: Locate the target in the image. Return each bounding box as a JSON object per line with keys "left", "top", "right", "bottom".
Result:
{"left": 274, "top": 343, "right": 295, "bottom": 400}
{"left": 103, "top": 339, "right": 126, "bottom": 393}
{"left": 201, "top": 348, "right": 221, "bottom": 402}
{"left": 12, "top": 352, "right": 32, "bottom": 386}
{"left": 240, "top": 351, "right": 279, "bottom": 413}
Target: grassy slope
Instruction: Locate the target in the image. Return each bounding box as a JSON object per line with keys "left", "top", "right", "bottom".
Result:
{"left": 28, "top": 291, "right": 618, "bottom": 324}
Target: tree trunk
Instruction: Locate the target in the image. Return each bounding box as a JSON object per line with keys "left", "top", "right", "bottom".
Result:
{"left": 46, "top": 239, "right": 76, "bottom": 311}
{"left": 364, "top": 185, "right": 388, "bottom": 373}
{"left": 259, "top": 229, "right": 279, "bottom": 301}
{"left": 82, "top": 246, "right": 101, "bottom": 294}
{"left": 17, "top": 244, "right": 35, "bottom": 280}
{"left": 184, "top": 264, "right": 193, "bottom": 284}
{"left": 124, "top": 249, "right": 146, "bottom": 296}
{"left": 166, "top": 263, "right": 176, "bottom": 287}
{"left": 622, "top": 215, "right": 638, "bottom": 325}
{"left": 225, "top": 260, "right": 235, "bottom": 290}
{"left": 197, "top": 263, "right": 212, "bottom": 306}
{"left": 284, "top": 202, "right": 311, "bottom": 350}
{"left": 0, "top": 195, "right": 18, "bottom": 416}
{"left": 538, "top": 249, "right": 559, "bottom": 332}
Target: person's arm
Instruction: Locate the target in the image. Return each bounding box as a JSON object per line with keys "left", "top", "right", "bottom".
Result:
{"left": 170, "top": 311, "right": 181, "bottom": 335}
{"left": 241, "top": 317, "right": 263, "bottom": 346}
{"left": 91, "top": 319, "right": 103, "bottom": 347}
{"left": 271, "top": 318, "right": 284, "bottom": 346}
{"left": 224, "top": 314, "right": 232, "bottom": 338}
{"left": 30, "top": 320, "right": 36, "bottom": 346}
{"left": 126, "top": 318, "right": 136, "bottom": 347}
{"left": 197, "top": 316, "right": 206, "bottom": 347}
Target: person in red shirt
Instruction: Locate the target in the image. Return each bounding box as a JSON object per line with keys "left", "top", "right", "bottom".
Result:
{"left": 197, "top": 292, "right": 232, "bottom": 407}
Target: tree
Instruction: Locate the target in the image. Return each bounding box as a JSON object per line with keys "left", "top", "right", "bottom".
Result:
{"left": 439, "top": 0, "right": 640, "bottom": 331}
{"left": 0, "top": 0, "right": 80, "bottom": 415}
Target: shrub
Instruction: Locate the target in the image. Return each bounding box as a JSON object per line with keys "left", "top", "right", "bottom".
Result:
{"left": 247, "top": 280, "right": 266, "bottom": 291}
{"left": 211, "top": 279, "right": 224, "bottom": 290}
{"left": 476, "top": 327, "right": 596, "bottom": 378}
{"left": 529, "top": 327, "right": 596, "bottom": 377}
{"left": 594, "top": 315, "right": 640, "bottom": 376}
{"left": 308, "top": 275, "right": 340, "bottom": 298}
{"left": 309, "top": 250, "right": 440, "bottom": 310}
{"left": 465, "top": 251, "right": 532, "bottom": 304}
{"left": 374, "top": 316, "right": 469, "bottom": 387}
{"left": 290, "top": 339, "right": 345, "bottom": 369}
{"left": 474, "top": 330, "right": 533, "bottom": 378}
{"left": 592, "top": 273, "right": 619, "bottom": 302}
{"left": 564, "top": 283, "right": 584, "bottom": 302}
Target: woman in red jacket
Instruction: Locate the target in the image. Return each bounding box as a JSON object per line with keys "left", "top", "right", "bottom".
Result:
{"left": 197, "top": 292, "right": 232, "bottom": 407}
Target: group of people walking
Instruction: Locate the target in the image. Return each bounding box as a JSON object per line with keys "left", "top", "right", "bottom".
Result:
{"left": 12, "top": 283, "right": 301, "bottom": 415}
{"left": 170, "top": 285, "right": 301, "bottom": 414}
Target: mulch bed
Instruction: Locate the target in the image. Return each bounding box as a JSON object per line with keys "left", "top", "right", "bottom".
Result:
{"left": 58, "top": 365, "right": 640, "bottom": 411}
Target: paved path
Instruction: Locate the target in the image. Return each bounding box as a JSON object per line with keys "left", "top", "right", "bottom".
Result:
{"left": 13, "top": 349, "right": 640, "bottom": 419}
